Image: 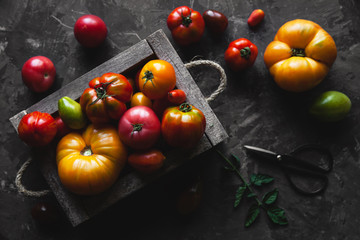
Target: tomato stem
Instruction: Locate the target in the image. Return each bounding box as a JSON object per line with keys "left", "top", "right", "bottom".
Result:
{"left": 291, "top": 48, "right": 305, "bottom": 57}
{"left": 142, "top": 70, "right": 155, "bottom": 89}
{"left": 90, "top": 80, "right": 116, "bottom": 106}
{"left": 181, "top": 9, "right": 192, "bottom": 27}
{"left": 80, "top": 146, "right": 92, "bottom": 156}
{"left": 131, "top": 123, "right": 143, "bottom": 136}
{"left": 179, "top": 103, "right": 192, "bottom": 112}
{"left": 240, "top": 47, "right": 251, "bottom": 59}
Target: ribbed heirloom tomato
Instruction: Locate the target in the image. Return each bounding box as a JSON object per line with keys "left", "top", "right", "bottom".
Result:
{"left": 80, "top": 72, "right": 133, "bottom": 124}
{"left": 138, "top": 60, "right": 176, "bottom": 100}
{"left": 264, "top": 19, "right": 337, "bottom": 92}
{"left": 56, "top": 124, "right": 127, "bottom": 195}
{"left": 224, "top": 38, "right": 258, "bottom": 71}
{"left": 161, "top": 103, "right": 206, "bottom": 149}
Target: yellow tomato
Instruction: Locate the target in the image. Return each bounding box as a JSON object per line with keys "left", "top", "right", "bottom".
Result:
{"left": 56, "top": 124, "right": 127, "bottom": 195}
{"left": 264, "top": 19, "right": 337, "bottom": 92}
{"left": 130, "top": 92, "right": 153, "bottom": 108}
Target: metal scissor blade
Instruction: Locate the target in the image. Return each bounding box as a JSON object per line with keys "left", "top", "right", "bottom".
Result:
{"left": 243, "top": 145, "right": 278, "bottom": 161}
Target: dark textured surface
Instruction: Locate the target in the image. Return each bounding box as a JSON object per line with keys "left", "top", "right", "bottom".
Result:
{"left": 1, "top": 0, "right": 359, "bottom": 239}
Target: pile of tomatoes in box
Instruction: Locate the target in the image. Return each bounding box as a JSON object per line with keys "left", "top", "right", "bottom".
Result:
{"left": 18, "top": 58, "right": 207, "bottom": 196}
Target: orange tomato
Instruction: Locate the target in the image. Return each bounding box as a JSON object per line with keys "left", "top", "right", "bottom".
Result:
{"left": 138, "top": 60, "right": 176, "bottom": 99}
{"left": 264, "top": 19, "right": 337, "bottom": 92}
{"left": 56, "top": 124, "right": 127, "bottom": 195}
{"left": 130, "top": 92, "right": 153, "bottom": 108}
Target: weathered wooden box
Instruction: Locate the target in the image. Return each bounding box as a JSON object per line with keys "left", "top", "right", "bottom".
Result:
{"left": 10, "top": 29, "right": 228, "bottom": 226}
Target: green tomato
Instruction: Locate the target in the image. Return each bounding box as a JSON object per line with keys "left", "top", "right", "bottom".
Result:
{"left": 309, "top": 91, "right": 351, "bottom": 122}
{"left": 58, "top": 96, "right": 87, "bottom": 129}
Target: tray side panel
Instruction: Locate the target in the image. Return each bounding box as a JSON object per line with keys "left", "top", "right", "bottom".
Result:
{"left": 145, "top": 29, "right": 228, "bottom": 147}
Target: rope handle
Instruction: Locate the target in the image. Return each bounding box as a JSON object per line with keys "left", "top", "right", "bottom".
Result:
{"left": 15, "top": 59, "right": 228, "bottom": 197}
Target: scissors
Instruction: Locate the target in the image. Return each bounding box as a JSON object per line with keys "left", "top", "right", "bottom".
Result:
{"left": 244, "top": 144, "right": 334, "bottom": 196}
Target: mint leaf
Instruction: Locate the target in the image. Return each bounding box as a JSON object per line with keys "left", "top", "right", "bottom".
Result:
{"left": 267, "top": 206, "right": 288, "bottom": 225}
{"left": 234, "top": 185, "right": 247, "bottom": 208}
{"left": 245, "top": 203, "right": 260, "bottom": 227}
{"left": 262, "top": 188, "right": 279, "bottom": 205}
{"left": 250, "top": 174, "right": 274, "bottom": 186}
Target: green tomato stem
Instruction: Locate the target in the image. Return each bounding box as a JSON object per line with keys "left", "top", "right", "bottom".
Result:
{"left": 81, "top": 146, "right": 92, "bottom": 156}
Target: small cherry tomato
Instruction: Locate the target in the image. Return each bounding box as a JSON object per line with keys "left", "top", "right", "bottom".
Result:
{"left": 247, "top": 9, "right": 265, "bottom": 27}
{"left": 138, "top": 60, "right": 176, "bottom": 100}
{"left": 167, "top": 6, "right": 205, "bottom": 45}
{"left": 203, "top": 9, "right": 228, "bottom": 34}
{"left": 118, "top": 106, "right": 161, "bottom": 150}
{"left": 224, "top": 38, "right": 258, "bottom": 71}
{"left": 131, "top": 92, "right": 153, "bottom": 108}
{"left": 21, "top": 56, "right": 56, "bottom": 93}
{"left": 74, "top": 15, "right": 107, "bottom": 48}
{"left": 168, "top": 89, "right": 187, "bottom": 105}
{"left": 18, "top": 111, "right": 57, "bottom": 147}
{"left": 128, "top": 149, "right": 165, "bottom": 173}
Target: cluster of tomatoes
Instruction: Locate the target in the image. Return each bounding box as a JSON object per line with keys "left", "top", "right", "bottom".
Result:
{"left": 18, "top": 59, "right": 207, "bottom": 196}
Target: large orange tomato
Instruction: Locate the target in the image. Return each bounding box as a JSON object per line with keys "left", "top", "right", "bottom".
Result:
{"left": 264, "top": 19, "right": 337, "bottom": 92}
{"left": 56, "top": 124, "right": 127, "bottom": 195}
{"left": 138, "top": 60, "right": 176, "bottom": 100}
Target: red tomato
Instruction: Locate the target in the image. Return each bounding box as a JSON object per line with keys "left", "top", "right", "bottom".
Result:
{"left": 18, "top": 111, "right": 57, "bottom": 147}
{"left": 128, "top": 149, "right": 165, "bottom": 173}
{"left": 161, "top": 103, "right": 206, "bottom": 149}
{"left": 21, "top": 56, "right": 56, "bottom": 93}
{"left": 54, "top": 116, "right": 71, "bottom": 138}
{"left": 118, "top": 106, "right": 161, "bottom": 150}
{"left": 247, "top": 9, "right": 265, "bottom": 27}
{"left": 224, "top": 38, "right": 258, "bottom": 71}
{"left": 152, "top": 96, "right": 176, "bottom": 119}
{"left": 168, "top": 89, "right": 187, "bottom": 105}
{"left": 167, "top": 6, "right": 205, "bottom": 45}
{"left": 80, "top": 72, "right": 133, "bottom": 124}
{"left": 74, "top": 15, "right": 107, "bottom": 48}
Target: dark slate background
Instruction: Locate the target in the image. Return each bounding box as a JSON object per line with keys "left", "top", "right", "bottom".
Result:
{"left": 1, "top": 0, "right": 360, "bottom": 239}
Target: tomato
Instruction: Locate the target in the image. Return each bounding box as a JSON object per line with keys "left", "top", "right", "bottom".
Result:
{"left": 264, "top": 19, "right": 337, "bottom": 92}
{"left": 247, "top": 9, "right": 265, "bottom": 27}
{"left": 309, "top": 91, "right": 351, "bottom": 122}
{"left": 152, "top": 96, "right": 176, "bottom": 119}
{"left": 138, "top": 60, "right": 176, "bottom": 100}
{"left": 80, "top": 72, "right": 132, "bottom": 124}
{"left": 168, "top": 89, "right": 186, "bottom": 105}
{"left": 58, "top": 96, "right": 87, "bottom": 129}
{"left": 167, "top": 6, "right": 205, "bottom": 46}
{"left": 54, "top": 116, "right": 71, "bottom": 138}
{"left": 161, "top": 103, "right": 206, "bottom": 149}
{"left": 21, "top": 56, "right": 56, "bottom": 93}
{"left": 18, "top": 111, "right": 57, "bottom": 147}
{"left": 118, "top": 106, "right": 161, "bottom": 150}
{"left": 203, "top": 9, "right": 228, "bottom": 34}
{"left": 74, "top": 15, "right": 107, "bottom": 48}
{"left": 56, "top": 124, "right": 127, "bottom": 195}
{"left": 130, "top": 92, "right": 153, "bottom": 108}
{"left": 128, "top": 149, "right": 165, "bottom": 173}
{"left": 224, "top": 38, "right": 258, "bottom": 71}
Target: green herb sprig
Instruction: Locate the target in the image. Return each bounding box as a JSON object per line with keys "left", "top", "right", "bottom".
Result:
{"left": 217, "top": 149, "right": 288, "bottom": 227}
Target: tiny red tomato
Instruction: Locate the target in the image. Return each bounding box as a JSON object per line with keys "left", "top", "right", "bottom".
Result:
{"left": 247, "top": 9, "right": 265, "bottom": 27}
{"left": 18, "top": 111, "right": 57, "bottom": 147}
{"left": 54, "top": 116, "right": 71, "bottom": 138}
{"left": 167, "top": 6, "right": 205, "bottom": 46}
{"left": 224, "top": 38, "right": 258, "bottom": 71}
{"left": 168, "top": 89, "right": 187, "bottom": 105}
{"left": 128, "top": 149, "right": 165, "bottom": 173}
{"left": 203, "top": 9, "right": 228, "bottom": 34}
{"left": 74, "top": 15, "right": 107, "bottom": 48}
{"left": 118, "top": 106, "right": 161, "bottom": 150}
{"left": 21, "top": 56, "right": 56, "bottom": 93}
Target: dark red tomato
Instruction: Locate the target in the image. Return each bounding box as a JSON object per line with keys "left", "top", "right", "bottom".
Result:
{"left": 203, "top": 9, "right": 228, "bottom": 34}
{"left": 224, "top": 38, "right": 258, "bottom": 71}
{"left": 18, "top": 111, "right": 57, "bottom": 147}
{"left": 161, "top": 103, "right": 206, "bottom": 149}
{"left": 167, "top": 6, "right": 205, "bottom": 45}
{"left": 80, "top": 72, "right": 133, "bottom": 124}
{"left": 168, "top": 89, "right": 187, "bottom": 105}
{"left": 128, "top": 149, "right": 165, "bottom": 173}
{"left": 54, "top": 116, "right": 71, "bottom": 138}
{"left": 118, "top": 106, "right": 161, "bottom": 150}
{"left": 74, "top": 15, "right": 107, "bottom": 48}
{"left": 152, "top": 96, "right": 176, "bottom": 119}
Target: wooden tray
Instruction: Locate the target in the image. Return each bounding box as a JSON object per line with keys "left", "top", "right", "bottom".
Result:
{"left": 9, "top": 29, "right": 228, "bottom": 226}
